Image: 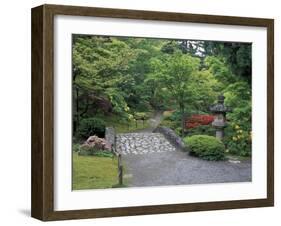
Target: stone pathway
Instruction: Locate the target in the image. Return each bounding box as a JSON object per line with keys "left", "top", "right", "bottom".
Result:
{"left": 115, "top": 111, "right": 251, "bottom": 187}
{"left": 122, "top": 149, "right": 252, "bottom": 187}
{"left": 116, "top": 131, "right": 251, "bottom": 187}
{"left": 116, "top": 133, "right": 176, "bottom": 155}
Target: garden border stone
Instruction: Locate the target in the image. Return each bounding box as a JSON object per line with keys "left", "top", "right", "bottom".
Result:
{"left": 153, "top": 126, "right": 189, "bottom": 152}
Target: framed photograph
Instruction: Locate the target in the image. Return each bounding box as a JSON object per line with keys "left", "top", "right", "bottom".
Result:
{"left": 31, "top": 4, "right": 274, "bottom": 221}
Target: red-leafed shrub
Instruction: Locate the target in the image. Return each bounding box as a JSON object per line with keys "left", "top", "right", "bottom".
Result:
{"left": 186, "top": 115, "right": 214, "bottom": 129}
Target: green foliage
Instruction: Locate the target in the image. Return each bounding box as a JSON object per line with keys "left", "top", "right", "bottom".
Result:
{"left": 72, "top": 36, "right": 139, "bottom": 135}
{"left": 78, "top": 145, "right": 96, "bottom": 156}
{"left": 147, "top": 52, "right": 220, "bottom": 136}
{"left": 148, "top": 53, "right": 220, "bottom": 116}
{"left": 93, "top": 151, "right": 114, "bottom": 158}
{"left": 224, "top": 81, "right": 251, "bottom": 128}
{"left": 223, "top": 81, "right": 251, "bottom": 156}
{"left": 78, "top": 117, "right": 106, "bottom": 138}
{"left": 134, "top": 112, "right": 150, "bottom": 120}
{"left": 224, "top": 124, "right": 251, "bottom": 156}
{"left": 162, "top": 110, "right": 174, "bottom": 117}
{"left": 101, "top": 114, "right": 150, "bottom": 133}
{"left": 72, "top": 143, "right": 80, "bottom": 152}
{"left": 160, "top": 110, "right": 182, "bottom": 135}
{"left": 160, "top": 110, "right": 181, "bottom": 130}
{"left": 72, "top": 35, "right": 252, "bottom": 157}
{"left": 184, "top": 135, "right": 225, "bottom": 161}
{"left": 161, "top": 41, "right": 182, "bottom": 54}
{"left": 203, "top": 42, "right": 252, "bottom": 82}
{"left": 224, "top": 81, "right": 251, "bottom": 106}
{"left": 188, "top": 70, "right": 219, "bottom": 110}
{"left": 148, "top": 53, "right": 201, "bottom": 113}
{"left": 204, "top": 56, "right": 236, "bottom": 85}
{"left": 187, "top": 125, "right": 216, "bottom": 136}
{"left": 78, "top": 145, "right": 113, "bottom": 157}
{"left": 174, "top": 127, "right": 183, "bottom": 136}
{"left": 165, "top": 110, "right": 182, "bottom": 122}
{"left": 159, "top": 117, "right": 179, "bottom": 130}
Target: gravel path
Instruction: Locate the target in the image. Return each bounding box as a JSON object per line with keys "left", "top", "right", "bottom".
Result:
{"left": 117, "top": 111, "right": 252, "bottom": 187}
{"left": 118, "top": 133, "right": 251, "bottom": 187}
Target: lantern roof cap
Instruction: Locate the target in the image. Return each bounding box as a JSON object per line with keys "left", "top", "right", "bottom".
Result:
{"left": 209, "top": 95, "right": 231, "bottom": 113}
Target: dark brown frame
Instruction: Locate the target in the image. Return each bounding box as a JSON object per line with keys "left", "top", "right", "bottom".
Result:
{"left": 31, "top": 4, "right": 274, "bottom": 221}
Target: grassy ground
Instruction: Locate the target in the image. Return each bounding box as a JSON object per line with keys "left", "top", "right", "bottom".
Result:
{"left": 72, "top": 152, "right": 119, "bottom": 190}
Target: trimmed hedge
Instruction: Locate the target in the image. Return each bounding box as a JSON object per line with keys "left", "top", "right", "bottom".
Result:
{"left": 184, "top": 135, "right": 225, "bottom": 161}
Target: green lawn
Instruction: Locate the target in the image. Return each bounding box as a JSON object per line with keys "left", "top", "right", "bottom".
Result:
{"left": 72, "top": 152, "right": 119, "bottom": 190}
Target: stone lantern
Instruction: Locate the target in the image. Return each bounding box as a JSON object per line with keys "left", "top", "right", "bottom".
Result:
{"left": 209, "top": 95, "right": 231, "bottom": 140}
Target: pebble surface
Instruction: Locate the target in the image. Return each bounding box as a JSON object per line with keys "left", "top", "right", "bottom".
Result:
{"left": 116, "top": 132, "right": 176, "bottom": 155}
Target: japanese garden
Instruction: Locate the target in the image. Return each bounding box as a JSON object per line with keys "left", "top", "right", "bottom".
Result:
{"left": 72, "top": 35, "right": 252, "bottom": 190}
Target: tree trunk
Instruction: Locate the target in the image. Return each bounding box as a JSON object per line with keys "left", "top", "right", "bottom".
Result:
{"left": 79, "top": 97, "right": 89, "bottom": 118}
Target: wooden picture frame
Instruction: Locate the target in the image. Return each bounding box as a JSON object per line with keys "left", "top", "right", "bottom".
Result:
{"left": 31, "top": 4, "right": 274, "bottom": 221}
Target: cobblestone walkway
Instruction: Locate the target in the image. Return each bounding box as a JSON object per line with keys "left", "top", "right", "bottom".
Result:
{"left": 116, "top": 133, "right": 176, "bottom": 155}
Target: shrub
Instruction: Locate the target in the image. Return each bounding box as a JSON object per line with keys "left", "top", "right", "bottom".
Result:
{"left": 163, "top": 110, "right": 174, "bottom": 118}
{"left": 167, "top": 110, "right": 182, "bottom": 122}
{"left": 159, "top": 118, "right": 179, "bottom": 130}
{"left": 184, "top": 135, "right": 225, "bottom": 161}
{"left": 223, "top": 81, "right": 252, "bottom": 157}
{"left": 224, "top": 123, "right": 251, "bottom": 156}
{"left": 134, "top": 112, "right": 150, "bottom": 120}
{"left": 174, "top": 127, "right": 182, "bottom": 136}
{"left": 78, "top": 145, "right": 98, "bottom": 156}
{"left": 159, "top": 110, "right": 181, "bottom": 130}
{"left": 78, "top": 117, "right": 106, "bottom": 138}
{"left": 78, "top": 145, "right": 113, "bottom": 157}
{"left": 185, "top": 114, "right": 214, "bottom": 129}
{"left": 72, "top": 143, "right": 80, "bottom": 152}
{"left": 93, "top": 150, "right": 114, "bottom": 157}
{"left": 187, "top": 125, "right": 216, "bottom": 136}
